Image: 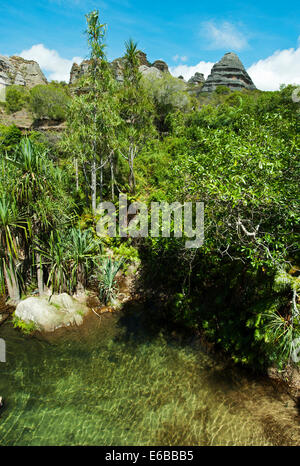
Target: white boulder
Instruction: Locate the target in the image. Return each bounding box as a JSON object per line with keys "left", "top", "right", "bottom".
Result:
{"left": 15, "top": 293, "right": 89, "bottom": 332}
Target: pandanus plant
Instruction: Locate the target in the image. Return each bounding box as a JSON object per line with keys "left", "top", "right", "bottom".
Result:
{"left": 7, "top": 137, "right": 72, "bottom": 296}
{"left": 6, "top": 138, "right": 50, "bottom": 295}
{"left": 67, "top": 227, "right": 102, "bottom": 293}
{"left": 37, "top": 228, "right": 102, "bottom": 294}
{"left": 36, "top": 231, "right": 69, "bottom": 294}
{"left": 9, "top": 138, "right": 48, "bottom": 203}
{"left": 0, "top": 196, "right": 28, "bottom": 303}
{"left": 98, "top": 257, "right": 123, "bottom": 304}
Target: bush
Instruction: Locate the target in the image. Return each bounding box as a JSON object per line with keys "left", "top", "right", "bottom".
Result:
{"left": 142, "top": 74, "right": 192, "bottom": 131}
{"left": 29, "top": 84, "right": 71, "bottom": 121}
{"left": 5, "top": 85, "right": 29, "bottom": 113}
{"left": 214, "top": 85, "right": 231, "bottom": 95}
{"left": 0, "top": 124, "right": 22, "bottom": 151}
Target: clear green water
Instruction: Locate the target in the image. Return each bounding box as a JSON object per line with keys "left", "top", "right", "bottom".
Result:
{"left": 0, "top": 311, "right": 299, "bottom": 446}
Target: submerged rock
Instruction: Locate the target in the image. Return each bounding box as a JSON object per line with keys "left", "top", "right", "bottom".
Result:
{"left": 201, "top": 52, "right": 256, "bottom": 92}
{"left": 15, "top": 293, "right": 89, "bottom": 332}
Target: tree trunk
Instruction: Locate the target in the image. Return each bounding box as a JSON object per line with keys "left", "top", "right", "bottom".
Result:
{"left": 76, "top": 263, "right": 85, "bottom": 295}
{"left": 36, "top": 252, "right": 44, "bottom": 296}
{"left": 82, "top": 163, "right": 90, "bottom": 207}
{"left": 128, "top": 146, "right": 136, "bottom": 193}
{"left": 100, "top": 155, "right": 103, "bottom": 203}
{"left": 129, "top": 166, "right": 135, "bottom": 193}
{"left": 110, "top": 153, "right": 115, "bottom": 201}
{"left": 3, "top": 259, "right": 20, "bottom": 304}
{"left": 91, "top": 156, "right": 97, "bottom": 212}
{"left": 74, "top": 158, "right": 79, "bottom": 192}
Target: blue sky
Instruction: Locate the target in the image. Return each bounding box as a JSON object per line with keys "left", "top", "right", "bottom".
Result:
{"left": 0, "top": 0, "right": 300, "bottom": 90}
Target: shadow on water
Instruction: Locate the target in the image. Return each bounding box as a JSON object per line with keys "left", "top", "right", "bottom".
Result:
{"left": 0, "top": 295, "right": 299, "bottom": 446}
{"left": 116, "top": 297, "right": 257, "bottom": 388}
{"left": 116, "top": 297, "right": 300, "bottom": 443}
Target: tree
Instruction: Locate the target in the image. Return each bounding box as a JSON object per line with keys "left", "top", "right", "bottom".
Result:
{"left": 118, "top": 39, "right": 156, "bottom": 192}
{"left": 65, "top": 10, "right": 120, "bottom": 210}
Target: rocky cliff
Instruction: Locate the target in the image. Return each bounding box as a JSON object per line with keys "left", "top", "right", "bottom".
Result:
{"left": 69, "top": 51, "right": 170, "bottom": 84}
{"left": 201, "top": 52, "right": 256, "bottom": 92}
{"left": 188, "top": 72, "right": 205, "bottom": 86}
{"left": 0, "top": 55, "right": 47, "bottom": 88}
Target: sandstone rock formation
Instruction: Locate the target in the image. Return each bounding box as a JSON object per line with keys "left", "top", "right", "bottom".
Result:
{"left": 188, "top": 72, "right": 205, "bottom": 86}
{"left": 201, "top": 52, "right": 256, "bottom": 92}
{"left": 136, "top": 51, "right": 151, "bottom": 67}
{"left": 69, "top": 51, "right": 169, "bottom": 85}
{"left": 151, "top": 60, "right": 169, "bottom": 73}
{"left": 138, "top": 64, "right": 163, "bottom": 79}
{"left": 0, "top": 55, "right": 47, "bottom": 89}
{"left": 69, "top": 59, "right": 92, "bottom": 85}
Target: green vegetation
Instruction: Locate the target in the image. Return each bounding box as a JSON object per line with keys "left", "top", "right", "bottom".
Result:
{"left": 5, "top": 85, "right": 30, "bottom": 113}
{"left": 1, "top": 82, "right": 70, "bottom": 121}
{"left": 0, "top": 10, "right": 299, "bottom": 374}
{"left": 29, "top": 83, "right": 70, "bottom": 120}
{"left": 98, "top": 257, "right": 123, "bottom": 304}
{"left": 12, "top": 314, "right": 37, "bottom": 334}
{"left": 0, "top": 124, "right": 22, "bottom": 151}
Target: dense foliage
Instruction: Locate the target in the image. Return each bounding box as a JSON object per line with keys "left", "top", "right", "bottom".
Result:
{"left": 0, "top": 10, "right": 299, "bottom": 372}
{"left": 1, "top": 82, "right": 70, "bottom": 121}
{"left": 29, "top": 83, "right": 71, "bottom": 121}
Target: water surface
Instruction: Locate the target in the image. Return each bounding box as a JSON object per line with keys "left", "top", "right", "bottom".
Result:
{"left": 0, "top": 309, "right": 299, "bottom": 446}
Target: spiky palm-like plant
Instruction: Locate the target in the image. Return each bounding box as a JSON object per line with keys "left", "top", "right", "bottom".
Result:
{"left": 6, "top": 137, "right": 74, "bottom": 295}
{"left": 37, "top": 231, "right": 69, "bottom": 294}
{"left": 0, "top": 196, "right": 27, "bottom": 302}
{"left": 9, "top": 138, "right": 48, "bottom": 203}
{"left": 98, "top": 257, "right": 123, "bottom": 304}
{"left": 67, "top": 228, "right": 102, "bottom": 292}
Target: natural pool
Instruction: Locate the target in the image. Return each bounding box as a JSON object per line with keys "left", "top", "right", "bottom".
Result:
{"left": 0, "top": 307, "right": 299, "bottom": 446}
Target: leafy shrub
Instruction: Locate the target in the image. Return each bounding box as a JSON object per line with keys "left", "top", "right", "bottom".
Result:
{"left": 214, "top": 85, "right": 231, "bottom": 95}
{"left": 0, "top": 124, "right": 22, "bottom": 151}
{"left": 30, "top": 84, "right": 71, "bottom": 121}
{"left": 142, "top": 74, "right": 192, "bottom": 131}
{"left": 5, "top": 85, "right": 29, "bottom": 113}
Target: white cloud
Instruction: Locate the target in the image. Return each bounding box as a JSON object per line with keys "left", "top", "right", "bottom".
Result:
{"left": 202, "top": 21, "right": 248, "bottom": 51}
{"left": 170, "top": 61, "right": 215, "bottom": 81}
{"left": 18, "top": 44, "right": 83, "bottom": 82}
{"left": 173, "top": 55, "right": 188, "bottom": 63}
{"left": 247, "top": 46, "right": 300, "bottom": 91}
